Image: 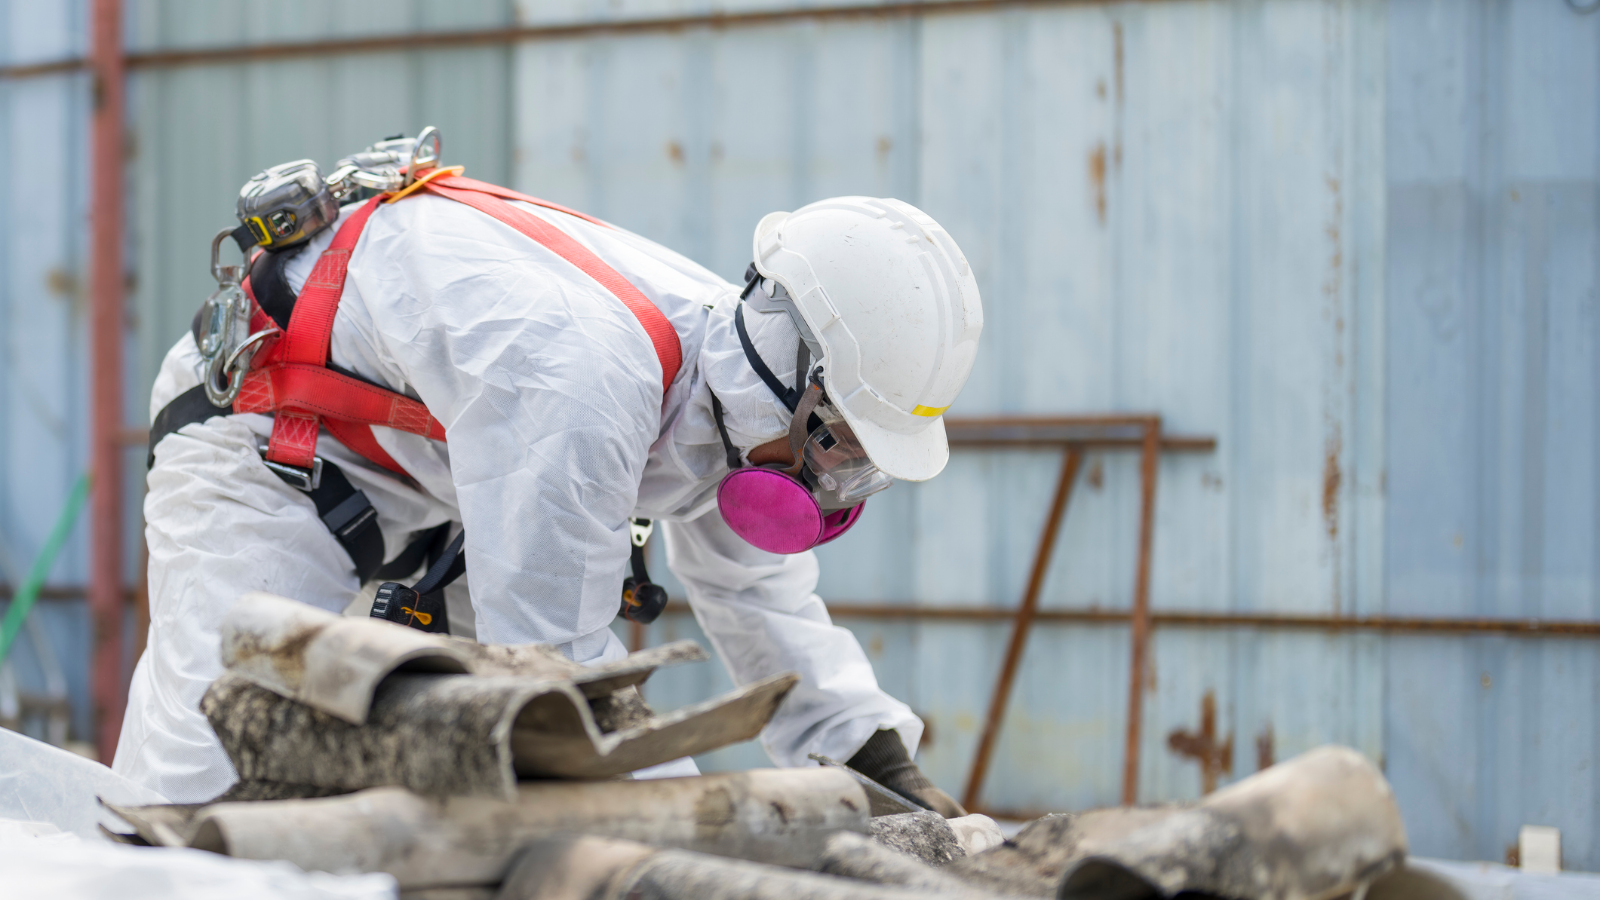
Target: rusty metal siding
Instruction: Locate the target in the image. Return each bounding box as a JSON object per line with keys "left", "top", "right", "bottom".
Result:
{"left": 544, "top": 0, "right": 1386, "bottom": 813}
{"left": 1385, "top": 0, "right": 1600, "bottom": 867}
{"left": 558, "top": 0, "right": 1592, "bottom": 868}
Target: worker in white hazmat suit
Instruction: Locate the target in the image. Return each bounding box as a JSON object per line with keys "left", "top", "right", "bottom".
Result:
{"left": 115, "top": 173, "right": 983, "bottom": 815}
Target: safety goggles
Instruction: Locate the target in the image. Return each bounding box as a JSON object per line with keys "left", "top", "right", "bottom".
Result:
{"left": 802, "top": 418, "right": 894, "bottom": 505}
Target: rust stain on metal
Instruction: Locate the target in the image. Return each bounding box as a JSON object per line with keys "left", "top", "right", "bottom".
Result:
{"left": 1322, "top": 427, "right": 1342, "bottom": 542}
{"left": 1088, "top": 143, "right": 1108, "bottom": 225}
{"left": 666, "top": 140, "right": 685, "bottom": 164}
{"left": 1255, "top": 722, "right": 1274, "bottom": 771}
{"left": 1166, "top": 691, "right": 1233, "bottom": 795}
{"left": 1323, "top": 174, "right": 1344, "bottom": 301}
{"left": 1087, "top": 458, "right": 1105, "bottom": 490}
{"left": 1112, "top": 20, "right": 1124, "bottom": 108}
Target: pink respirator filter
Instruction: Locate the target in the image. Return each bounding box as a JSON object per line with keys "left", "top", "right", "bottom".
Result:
{"left": 717, "top": 467, "right": 864, "bottom": 554}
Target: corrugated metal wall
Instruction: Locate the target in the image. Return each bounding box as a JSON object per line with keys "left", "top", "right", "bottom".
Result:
{"left": 1, "top": 0, "right": 1596, "bottom": 869}
{"left": 529, "top": 0, "right": 1391, "bottom": 820}
{"left": 1386, "top": 0, "right": 1600, "bottom": 866}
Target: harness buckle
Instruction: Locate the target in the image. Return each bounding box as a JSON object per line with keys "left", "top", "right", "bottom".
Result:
{"left": 257, "top": 442, "right": 324, "bottom": 492}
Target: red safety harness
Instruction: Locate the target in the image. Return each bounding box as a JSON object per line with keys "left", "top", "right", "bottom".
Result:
{"left": 236, "top": 172, "right": 683, "bottom": 480}
{"left": 147, "top": 172, "right": 683, "bottom": 598}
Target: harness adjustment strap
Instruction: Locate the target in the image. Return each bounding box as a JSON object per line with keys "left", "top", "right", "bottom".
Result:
{"left": 373, "top": 528, "right": 463, "bottom": 633}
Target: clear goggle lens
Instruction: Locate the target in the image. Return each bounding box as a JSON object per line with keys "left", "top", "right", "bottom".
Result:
{"left": 802, "top": 420, "right": 893, "bottom": 504}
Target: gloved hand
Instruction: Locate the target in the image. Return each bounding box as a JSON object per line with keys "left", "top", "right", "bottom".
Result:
{"left": 846, "top": 729, "right": 969, "bottom": 819}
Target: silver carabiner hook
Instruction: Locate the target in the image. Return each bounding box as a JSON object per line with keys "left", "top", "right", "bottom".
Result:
{"left": 201, "top": 228, "right": 254, "bottom": 406}
{"left": 210, "top": 227, "right": 246, "bottom": 285}
{"left": 402, "top": 126, "right": 442, "bottom": 189}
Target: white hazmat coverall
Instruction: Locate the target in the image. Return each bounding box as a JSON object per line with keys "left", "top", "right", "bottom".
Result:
{"left": 114, "top": 196, "right": 922, "bottom": 803}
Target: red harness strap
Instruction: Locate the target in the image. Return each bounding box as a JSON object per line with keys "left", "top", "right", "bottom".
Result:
{"left": 235, "top": 178, "right": 683, "bottom": 478}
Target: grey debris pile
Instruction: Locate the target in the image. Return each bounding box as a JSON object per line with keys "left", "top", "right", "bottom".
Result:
{"left": 105, "top": 595, "right": 1416, "bottom": 900}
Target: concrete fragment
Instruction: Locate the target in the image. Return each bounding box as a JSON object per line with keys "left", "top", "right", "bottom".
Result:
{"left": 818, "top": 831, "right": 976, "bottom": 891}
{"left": 202, "top": 669, "right": 796, "bottom": 798}
{"left": 948, "top": 815, "right": 1006, "bottom": 857}
{"left": 497, "top": 836, "right": 1016, "bottom": 900}
{"left": 219, "top": 593, "right": 707, "bottom": 724}
{"left": 110, "top": 769, "right": 871, "bottom": 889}
{"left": 870, "top": 811, "right": 964, "bottom": 866}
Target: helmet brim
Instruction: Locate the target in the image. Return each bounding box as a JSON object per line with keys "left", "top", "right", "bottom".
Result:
{"left": 834, "top": 405, "right": 949, "bottom": 482}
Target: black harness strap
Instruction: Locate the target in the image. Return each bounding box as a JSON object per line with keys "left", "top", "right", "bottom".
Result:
{"left": 148, "top": 384, "right": 445, "bottom": 586}
{"left": 148, "top": 385, "right": 230, "bottom": 469}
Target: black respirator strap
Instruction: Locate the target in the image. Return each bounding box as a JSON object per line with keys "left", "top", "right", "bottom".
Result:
{"left": 710, "top": 393, "right": 744, "bottom": 470}
{"left": 734, "top": 304, "right": 801, "bottom": 413}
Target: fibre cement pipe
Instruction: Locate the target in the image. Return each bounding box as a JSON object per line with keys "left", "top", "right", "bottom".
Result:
{"left": 181, "top": 768, "right": 870, "bottom": 889}
{"left": 498, "top": 836, "right": 1012, "bottom": 900}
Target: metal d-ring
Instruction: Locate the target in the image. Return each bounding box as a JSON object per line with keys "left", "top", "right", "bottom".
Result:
{"left": 226, "top": 327, "right": 277, "bottom": 372}
{"left": 205, "top": 327, "right": 276, "bottom": 407}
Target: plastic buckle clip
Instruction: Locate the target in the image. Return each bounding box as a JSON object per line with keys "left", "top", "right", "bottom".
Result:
{"left": 628, "top": 518, "right": 653, "bottom": 548}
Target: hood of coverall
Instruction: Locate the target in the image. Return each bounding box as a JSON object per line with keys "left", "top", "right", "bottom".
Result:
{"left": 698, "top": 288, "right": 813, "bottom": 464}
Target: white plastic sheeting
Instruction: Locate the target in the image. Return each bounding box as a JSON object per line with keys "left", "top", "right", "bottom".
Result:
{"left": 0, "top": 728, "right": 396, "bottom": 900}
{"left": 0, "top": 822, "right": 396, "bottom": 900}
{"left": 0, "top": 726, "right": 166, "bottom": 838}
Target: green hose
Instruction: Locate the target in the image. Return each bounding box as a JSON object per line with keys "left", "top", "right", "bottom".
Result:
{"left": 0, "top": 473, "right": 91, "bottom": 667}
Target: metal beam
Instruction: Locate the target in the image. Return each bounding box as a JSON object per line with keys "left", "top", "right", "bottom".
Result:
{"left": 654, "top": 601, "right": 1600, "bottom": 636}
{"left": 1122, "top": 417, "right": 1160, "bottom": 805}
{"left": 1, "top": 0, "right": 1172, "bottom": 81}
{"left": 88, "top": 0, "right": 127, "bottom": 765}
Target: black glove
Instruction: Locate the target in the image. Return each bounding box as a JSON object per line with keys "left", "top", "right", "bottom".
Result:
{"left": 847, "top": 729, "right": 969, "bottom": 818}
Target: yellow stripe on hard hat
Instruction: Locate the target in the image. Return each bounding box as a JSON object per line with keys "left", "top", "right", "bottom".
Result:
{"left": 912, "top": 404, "right": 950, "bottom": 417}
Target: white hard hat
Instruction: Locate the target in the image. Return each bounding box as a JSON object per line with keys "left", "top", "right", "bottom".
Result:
{"left": 751, "top": 196, "right": 983, "bottom": 481}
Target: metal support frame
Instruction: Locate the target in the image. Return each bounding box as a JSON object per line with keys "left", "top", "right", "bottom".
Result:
{"left": 88, "top": 0, "right": 126, "bottom": 763}
{"left": 963, "top": 447, "right": 1084, "bottom": 810}
{"left": 637, "top": 413, "right": 1600, "bottom": 813}
{"left": 944, "top": 416, "right": 1171, "bottom": 809}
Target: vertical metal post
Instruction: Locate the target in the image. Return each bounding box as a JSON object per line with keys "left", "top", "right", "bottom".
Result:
{"left": 89, "top": 0, "right": 126, "bottom": 763}
{"left": 962, "top": 448, "right": 1084, "bottom": 811}
{"left": 1120, "top": 417, "right": 1160, "bottom": 804}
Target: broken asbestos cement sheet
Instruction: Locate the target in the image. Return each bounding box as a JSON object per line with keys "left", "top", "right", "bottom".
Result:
{"left": 106, "top": 769, "right": 871, "bottom": 889}
{"left": 220, "top": 592, "right": 708, "bottom": 724}
{"left": 947, "top": 745, "right": 1406, "bottom": 900}
{"left": 205, "top": 592, "right": 796, "bottom": 798}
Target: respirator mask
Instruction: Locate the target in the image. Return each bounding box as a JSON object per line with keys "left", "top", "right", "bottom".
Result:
{"left": 713, "top": 272, "right": 894, "bottom": 554}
